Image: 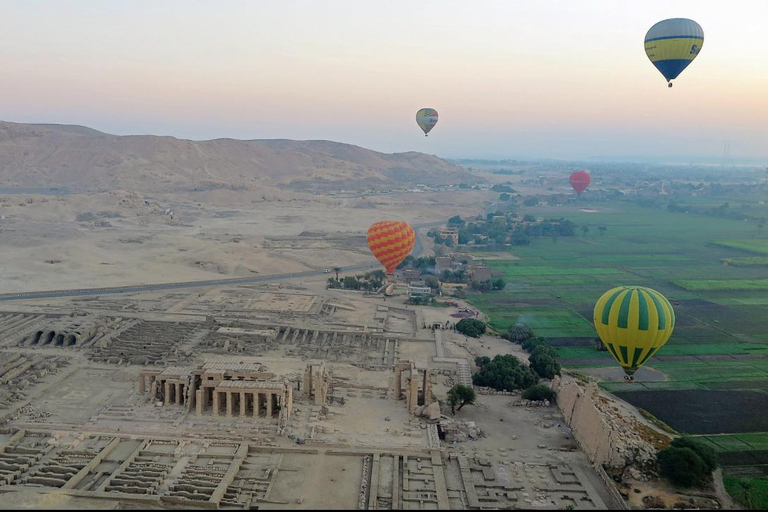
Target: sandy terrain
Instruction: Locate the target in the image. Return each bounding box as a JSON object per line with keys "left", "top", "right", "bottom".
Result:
{"left": 0, "top": 188, "right": 494, "bottom": 293}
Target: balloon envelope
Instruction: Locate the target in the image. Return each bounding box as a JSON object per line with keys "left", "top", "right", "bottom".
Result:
{"left": 593, "top": 286, "right": 675, "bottom": 377}
{"left": 644, "top": 18, "right": 703, "bottom": 85}
{"left": 367, "top": 221, "right": 416, "bottom": 274}
{"left": 570, "top": 171, "right": 591, "bottom": 195}
{"left": 416, "top": 108, "right": 439, "bottom": 136}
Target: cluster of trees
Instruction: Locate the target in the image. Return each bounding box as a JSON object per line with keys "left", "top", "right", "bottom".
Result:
{"left": 469, "top": 278, "right": 506, "bottom": 292}
{"left": 438, "top": 214, "right": 577, "bottom": 248}
{"left": 398, "top": 255, "right": 436, "bottom": 270}
{"left": 502, "top": 324, "right": 561, "bottom": 379}
{"left": 440, "top": 269, "right": 467, "bottom": 283}
{"left": 472, "top": 355, "right": 538, "bottom": 391}
{"left": 657, "top": 437, "right": 718, "bottom": 488}
{"left": 456, "top": 318, "right": 486, "bottom": 338}
{"left": 667, "top": 200, "right": 768, "bottom": 225}
{"left": 327, "top": 270, "right": 386, "bottom": 291}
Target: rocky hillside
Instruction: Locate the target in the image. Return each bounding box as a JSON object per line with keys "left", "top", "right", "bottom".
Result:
{"left": 0, "top": 121, "right": 476, "bottom": 193}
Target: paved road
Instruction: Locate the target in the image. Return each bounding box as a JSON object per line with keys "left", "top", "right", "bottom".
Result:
{"left": 0, "top": 222, "right": 438, "bottom": 302}
{"left": 0, "top": 264, "right": 378, "bottom": 302}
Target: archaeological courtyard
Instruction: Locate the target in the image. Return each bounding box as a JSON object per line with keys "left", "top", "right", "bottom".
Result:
{"left": 0, "top": 276, "right": 628, "bottom": 510}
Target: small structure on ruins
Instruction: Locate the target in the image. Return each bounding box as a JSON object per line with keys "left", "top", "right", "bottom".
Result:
{"left": 303, "top": 361, "right": 329, "bottom": 405}
{"left": 393, "top": 360, "right": 434, "bottom": 414}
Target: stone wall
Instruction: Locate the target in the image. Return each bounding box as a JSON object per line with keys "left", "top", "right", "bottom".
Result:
{"left": 555, "top": 378, "right": 665, "bottom": 473}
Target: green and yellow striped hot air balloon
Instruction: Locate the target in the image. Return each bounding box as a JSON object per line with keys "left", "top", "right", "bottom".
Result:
{"left": 593, "top": 285, "right": 675, "bottom": 379}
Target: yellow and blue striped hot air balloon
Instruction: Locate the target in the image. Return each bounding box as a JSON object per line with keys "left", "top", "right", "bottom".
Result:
{"left": 644, "top": 18, "right": 704, "bottom": 88}
{"left": 593, "top": 286, "right": 675, "bottom": 379}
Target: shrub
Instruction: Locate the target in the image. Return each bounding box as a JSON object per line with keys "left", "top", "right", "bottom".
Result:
{"left": 456, "top": 318, "right": 486, "bottom": 338}
{"left": 657, "top": 447, "right": 710, "bottom": 487}
{"left": 522, "top": 384, "right": 556, "bottom": 402}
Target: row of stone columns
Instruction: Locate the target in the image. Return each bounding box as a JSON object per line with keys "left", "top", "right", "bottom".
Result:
{"left": 208, "top": 390, "right": 279, "bottom": 418}
{"left": 164, "top": 381, "right": 185, "bottom": 406}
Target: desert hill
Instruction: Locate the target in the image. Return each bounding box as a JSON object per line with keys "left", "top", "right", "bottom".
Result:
{"left": 0, "top": 121, "right": 475, "bottom": 193}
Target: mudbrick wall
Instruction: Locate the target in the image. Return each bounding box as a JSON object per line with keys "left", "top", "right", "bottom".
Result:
{"left": 554, "top": 377, "right": 668, "bottom": 474}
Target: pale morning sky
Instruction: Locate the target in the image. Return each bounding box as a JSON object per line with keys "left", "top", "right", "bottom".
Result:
{"left": 1, "top": 1, "right": 767, "bottom": 161}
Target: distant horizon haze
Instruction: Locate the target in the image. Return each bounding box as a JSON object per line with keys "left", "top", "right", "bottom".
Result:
{"left": 2, "top": 1, "right": 767, "bottom": 162}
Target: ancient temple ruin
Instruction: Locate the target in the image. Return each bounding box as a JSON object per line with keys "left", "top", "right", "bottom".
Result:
{"left": 138, "top": 362, "right": 292, "bottom": 421}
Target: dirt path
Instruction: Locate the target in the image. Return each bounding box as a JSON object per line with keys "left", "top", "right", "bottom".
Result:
{"left": 713, "top": 468, "right": 741, "bottom": 510}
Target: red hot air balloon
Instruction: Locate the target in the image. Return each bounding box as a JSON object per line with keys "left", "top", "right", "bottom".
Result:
{"left": 570, "top": 171, "right": 591, "bottom": 195}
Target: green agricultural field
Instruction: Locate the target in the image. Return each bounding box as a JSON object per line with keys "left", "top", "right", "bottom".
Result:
{"left": 722, "top": 257, "right": 768, "bottom": 266}
{"left": 673, "top": 279, "right": 768, "bottom": 291}
{"left": 461, "top": 200, "right": 768, "bottom": 439}
{"left": 713, "top": 240, "right": 768, "bottom": 255}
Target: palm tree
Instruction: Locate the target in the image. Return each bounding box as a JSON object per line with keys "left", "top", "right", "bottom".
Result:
{"left": 508, "top": 323, "right": 533, "bottom": 342}
{"left": 598, "top": 226, "right": 607, "bottom": 236}
{"left": 333, "top": 267, "right": 342, "bottom": 280}
{"left": 581, "top": 225, "right": 589, "bottom": 236}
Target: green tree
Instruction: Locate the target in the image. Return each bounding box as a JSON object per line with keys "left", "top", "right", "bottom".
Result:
{"left": 598, "top": 226, "right": 607, "bottom": 236}
{"left": 333, "top": 266, "right": 342, "bottom": 280}
{"left": 474, "top": 356, "right": 491, "bottom": 367}
{"left": 522, "top": 384, "right": 556, "bottom": 402}
{"left": 507, "top": 323, "right": 533, "bottom": 342}
{"left": 581, "top": 225, "right": 589, "bottom": 236}
{"left": 670, "top": 437, "right": 718, "bottom": 472}
{"left": 512, "top": 235, "right": 531, "bottom": 246}
{"left": 448, "top": 215, "right": 465, "bottom": 226}
{"left": 524, "top": 196, "right": 539, "bottom": 206}
{"left": 657, "top": 447, "right": 710, "bottom": 487}
{"left": 472, "top": 354, "right": 538, "bottom": 391}
{"left": 499, "top": 192, "right": 511, "bottom": 201}
{"left": 471, "top": 280, "right": 493, "bottom": 292}
{"left": 447, "top": 384, "right": 477, "bottom": 414}
{"left": 492, "top": 278, "right": 506, "bottom": 290}
{"left": 529, "top": 346, "right": 561, "bottom": 379}
{"left": 342, "top": 276, "right": 360, "bottom": 289}
{"left": 423, "top": 275, "right": 440, "bottom": 290}
{"left": 521, "top": 336, "right": 549, "bottom": 352}
{"left": 456, "top": 318, "right": 486, "bottom": 338}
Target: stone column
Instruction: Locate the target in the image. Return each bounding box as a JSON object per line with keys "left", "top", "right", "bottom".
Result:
{"left": 138, "top": 374, "right": 146, "bottom": 394}
{"left": 176, "top": 383, "right": 182, "bottom": 405}
{"left": 253, "top": 392, "right": 259, "bottom": 418}
{"left": 164, "top": 381, "right": 171, "bottom": 405}
{"left": 213, "top": 390, "right": 220, "bottom": 417}
{"left": 240, "top": 392, "right": 246, "bottom": 417}
{"left": 423, "top": 369, "right": 432, "bottom": 404}
{"left": 303, "top": 365, "right": 311, "bottom": 397}
{"left": 409, "top": 370, "right": 419, "bottom": 412}
{"left": 394, "top": 365, "right": 402, "bottom": 399}
{"left": 196, "top": 389, "right": 203, "bottom": 416}
{"left": 226, "top": 391, "right": 233, "bottom": 418}
{"left": 285, "top": 386, "right": 293, "bottom": 417}
{"left": 266, "top": 392, "right": 273, "bottom": 418}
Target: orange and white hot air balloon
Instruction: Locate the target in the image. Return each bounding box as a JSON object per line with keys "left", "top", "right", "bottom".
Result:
{"left": 367, "top": 221, "right": 416, "bottom": 274}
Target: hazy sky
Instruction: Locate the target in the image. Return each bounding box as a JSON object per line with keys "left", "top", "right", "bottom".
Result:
{"left": 2, "top": 1, "right": 767, "bottom": 161}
